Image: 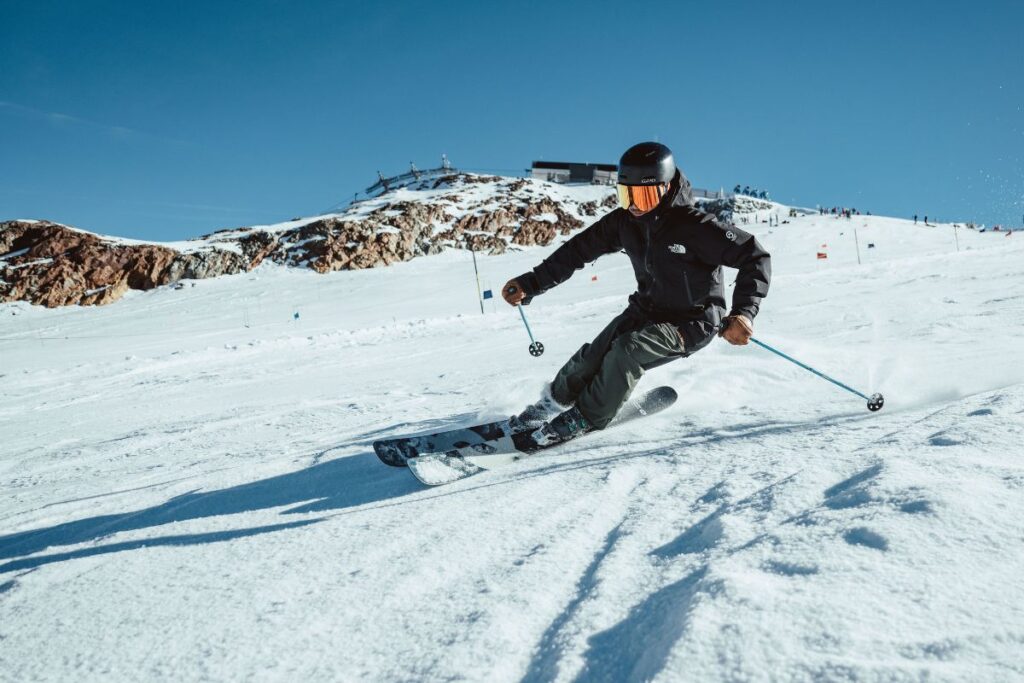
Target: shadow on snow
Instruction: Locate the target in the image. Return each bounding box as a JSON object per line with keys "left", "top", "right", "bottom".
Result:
{"left": 572, "top": 567, "right": 710, "bottom": 683}
{"left": 0, "top": 448, "right": 423, "bottom": 572}
{"left": 1, "top": 407, "right": 515, "bottom": 571}
{"left": 2, "top": 409, "right": 875, "bottom": 575}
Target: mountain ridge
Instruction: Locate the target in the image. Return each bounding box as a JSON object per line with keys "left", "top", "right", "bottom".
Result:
{"left": 0, "top": 174, "right": 618, "bottom": 307}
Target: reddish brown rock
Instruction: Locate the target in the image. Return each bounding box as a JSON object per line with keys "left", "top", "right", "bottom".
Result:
{"left": 1, "top": 174, "right": 615, "bottom": 308}
{"left": 0, "top": 221, "right": 181, "bottom": 307}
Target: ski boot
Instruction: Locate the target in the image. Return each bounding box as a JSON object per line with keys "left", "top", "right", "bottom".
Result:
{"left": 509, "top": 386, "right": 569, "bottom": 434}
{"left": 514, "top": 406, "right": 594, "bottom": 453}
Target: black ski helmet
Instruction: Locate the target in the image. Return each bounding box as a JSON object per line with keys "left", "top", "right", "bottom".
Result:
{"left": 617, "top": 142, "right": 675, "bottom": 186}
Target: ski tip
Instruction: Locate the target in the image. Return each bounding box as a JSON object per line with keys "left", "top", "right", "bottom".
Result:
{"left": 373, "top": 440, "right": 411, "bottom": 468}
{"left": 652, "top": 385, "right": 678, "bottom": 401}
{"left": 639, "top": 385, "right": 677, "bottom": 411}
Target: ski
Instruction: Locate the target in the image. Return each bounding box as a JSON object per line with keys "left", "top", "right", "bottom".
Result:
{"left": 372, "top": 417, "right": 511, "bottom": 467}
{"left": 408, "top": 386, "right": 677, "bottom": 486}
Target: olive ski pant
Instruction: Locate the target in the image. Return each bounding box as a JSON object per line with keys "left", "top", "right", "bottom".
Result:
{"left": 549, "top": 309, "right": 707, "bottom": 430}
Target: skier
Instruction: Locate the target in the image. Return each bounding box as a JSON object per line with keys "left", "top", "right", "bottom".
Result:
{"left": 501, "top": 142, "right": 772, "bottom": 448}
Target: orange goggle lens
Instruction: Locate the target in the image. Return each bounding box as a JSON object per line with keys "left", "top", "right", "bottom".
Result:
{"left": 616, "top": 184, "right": 665, "bottom": 212}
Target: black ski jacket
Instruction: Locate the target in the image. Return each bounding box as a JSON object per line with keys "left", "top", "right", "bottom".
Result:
{"left": 516, "top": 170, "right": 771, "bottom": 344}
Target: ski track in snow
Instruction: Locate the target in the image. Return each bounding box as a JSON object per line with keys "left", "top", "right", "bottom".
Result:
{"left": 2, "top": 201, "right": 1024, "bottom": 681}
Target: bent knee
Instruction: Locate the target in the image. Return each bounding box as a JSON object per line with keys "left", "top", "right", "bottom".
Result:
{"left": 611, "top": 332, "right": 645, "bottom": 361}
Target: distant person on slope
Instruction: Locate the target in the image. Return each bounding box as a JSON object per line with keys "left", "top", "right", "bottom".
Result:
{"left": 501, "top": 142, "right": 772, "bottom": 447}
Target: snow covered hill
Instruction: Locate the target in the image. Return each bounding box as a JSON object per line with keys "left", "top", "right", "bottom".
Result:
{"left": 0, "top": 174, "right": 614, "bottom": 307}
{"left": 2, "top": 192, "right": 1023, "bottom": 681}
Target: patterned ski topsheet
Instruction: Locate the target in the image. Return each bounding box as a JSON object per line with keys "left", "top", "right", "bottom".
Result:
{"left": 372, "top": 418, "right": 510, "bottom": 467}
{"left": 408, "top": 386, "right": 678, "bottom": 486}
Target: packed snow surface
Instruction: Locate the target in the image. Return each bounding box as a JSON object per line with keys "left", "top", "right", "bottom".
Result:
{"left": 2, "top": 195, "right": 1024, "bottom": 681}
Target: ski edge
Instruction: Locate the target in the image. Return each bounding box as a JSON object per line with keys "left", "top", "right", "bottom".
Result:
{"left": 407, "top": 386, "right": 678, "bottom": 485}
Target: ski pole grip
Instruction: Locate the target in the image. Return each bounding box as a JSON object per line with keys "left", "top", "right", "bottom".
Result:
{"left": 506, "top": 283, "right": 532, "bottom": 306}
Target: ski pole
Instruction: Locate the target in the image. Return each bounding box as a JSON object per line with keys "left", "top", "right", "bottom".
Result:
{"left": 515, "top": 304, "right": 544, "bottom": 357}
{"left": 749, "top": 337, "right": 884, "bottom": 412}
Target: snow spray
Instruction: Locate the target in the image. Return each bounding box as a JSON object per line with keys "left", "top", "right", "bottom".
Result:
{"left": 750, "top": 337, "right": 884, "bottom": 411}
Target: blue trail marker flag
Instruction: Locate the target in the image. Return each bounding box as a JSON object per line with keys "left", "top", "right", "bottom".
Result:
{"left": 482, "top": 289, "right": 493, "bottom": 300}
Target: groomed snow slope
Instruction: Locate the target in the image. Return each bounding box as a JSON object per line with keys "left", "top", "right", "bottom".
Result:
{"left": 2, "top": 197, "right": 1023, "bottom": 681}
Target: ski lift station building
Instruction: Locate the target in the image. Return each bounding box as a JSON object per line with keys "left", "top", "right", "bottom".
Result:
{"left": 530, "top": 159, "right": 727, "bottom": 200}
{"left": 530, "top": 161, "right": 618, "bottom": 185}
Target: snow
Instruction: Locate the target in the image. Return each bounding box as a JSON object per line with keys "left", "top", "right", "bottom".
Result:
{"left": 2, "top": 194, "right": 1024, "bottom": 681}
{"left": 0, "top": 248, "right": 30, "bottom": 260}
{"left": 5, "top": 257, "right": 53, "bottom": 270}
{"left": 532, "top": 212, "right": 560, "bottom": 223}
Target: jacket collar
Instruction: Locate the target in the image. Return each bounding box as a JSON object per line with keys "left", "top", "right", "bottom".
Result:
{"left": 668, "top": 168, "right": 694, "bottom": 208}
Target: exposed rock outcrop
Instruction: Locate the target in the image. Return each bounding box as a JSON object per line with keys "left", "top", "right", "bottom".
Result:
{"left": 1, "top": 174, "right": 615, "bottom": 307}
{"left": 701, "top": 194, "right": 776, "bottom": 223}
{"left": 0, "top": 221, "right": 182, "bottom": 307}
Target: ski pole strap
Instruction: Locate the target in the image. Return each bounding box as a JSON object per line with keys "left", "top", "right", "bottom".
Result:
{"left": 749, "top": 337, "right": 870, "bottom": 402}
{"left": 518, "top": 305, "right": 536, "bottom": 344}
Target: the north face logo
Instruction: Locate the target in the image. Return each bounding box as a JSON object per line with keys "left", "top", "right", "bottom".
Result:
{"left": 668, "top": 243, "right": 687, "bottom": 254}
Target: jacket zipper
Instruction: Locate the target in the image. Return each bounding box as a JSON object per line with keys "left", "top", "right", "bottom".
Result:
{"left": 644, "top": 222, "right": 655, "bottom": 291}
{"left": 647, "top": 217, "right": 688, "bottom": 309}
{"left": 682, "top": 271, "right": 694, "bottom": 306}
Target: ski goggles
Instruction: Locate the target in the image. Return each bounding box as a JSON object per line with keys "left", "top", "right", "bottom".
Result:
{"left": 616, "top": 183, "right": 667, "bottom": 213}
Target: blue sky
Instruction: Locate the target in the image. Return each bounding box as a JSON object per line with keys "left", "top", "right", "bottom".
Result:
{"left": 1, "top": 0, "right": 1021, "bottom": 241}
